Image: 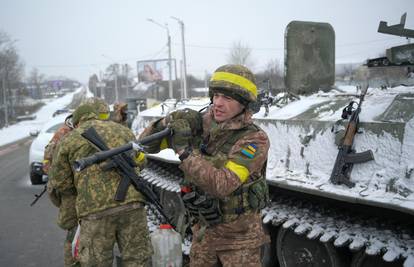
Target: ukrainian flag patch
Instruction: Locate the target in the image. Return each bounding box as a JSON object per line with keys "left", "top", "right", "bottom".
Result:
{"left": 241, "top": 143, "right": 257, "bottom": 159}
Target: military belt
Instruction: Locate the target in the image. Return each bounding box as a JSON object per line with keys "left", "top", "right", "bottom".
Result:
{"left": 82, "top": 202, "right": 144, "bottom": 220}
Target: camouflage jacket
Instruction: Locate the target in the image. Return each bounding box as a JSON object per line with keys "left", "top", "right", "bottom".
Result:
{"left": 140, "top": 108, "right": 270, "bottom": 250}
{"left": 50, "top": 114, "right": 145, "bottom": 218}
{"left": 43, "top": 124, "right": 78, "bottom": 229}
{"left": 43, "top": 124, "right": 72, "bottom": 174}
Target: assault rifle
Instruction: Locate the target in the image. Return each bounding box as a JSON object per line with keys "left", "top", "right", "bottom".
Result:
{"left": 329, "top": 85, "right": 375, "bottom": 188}
{"left": 74, "top": 127, "right": 173, "bottom": 224}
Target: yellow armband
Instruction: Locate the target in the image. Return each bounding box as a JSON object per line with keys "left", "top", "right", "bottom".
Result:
{"left": 225, "top": 160, "right": 250, "bottom": 183}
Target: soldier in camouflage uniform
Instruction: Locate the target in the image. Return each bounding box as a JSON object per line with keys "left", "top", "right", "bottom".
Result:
{"left": 44, "top": 114, "right": 79, "bottom": 267}
{"left": 46, "top": 98, "right": 111, "bottom": 267}
{"left": 50, "top": 104, "right": 152, "bottom": 267}
{"left": 140, "top": 64, "right": 270, "bottom": 266}
{"left": 111, "top": 101, "right": 128, "bottom": 127}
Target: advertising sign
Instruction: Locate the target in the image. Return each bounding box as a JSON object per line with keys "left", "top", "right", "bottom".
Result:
{"left": 137, "top": 59, "right": 176, "bottom": 82}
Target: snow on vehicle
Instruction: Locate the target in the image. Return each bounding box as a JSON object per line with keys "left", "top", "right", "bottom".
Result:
{"left": 130, "top": 18, "right": 414, "bottom": 267}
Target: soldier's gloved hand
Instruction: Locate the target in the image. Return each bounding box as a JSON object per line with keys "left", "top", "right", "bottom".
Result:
{"left": 169, "top": 119, "right": 192, "bottom": 153}
{"left": 168, "top": 108, "right": 202, "bottom": 136}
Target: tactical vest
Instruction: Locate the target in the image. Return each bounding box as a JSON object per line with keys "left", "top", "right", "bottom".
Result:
{"left": 185, "top": 122, "right": 269, "bottom": 225}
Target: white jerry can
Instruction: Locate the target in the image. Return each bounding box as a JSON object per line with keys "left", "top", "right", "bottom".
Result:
{"left": 151, "top": 224, "right": 182, "bottom": 267}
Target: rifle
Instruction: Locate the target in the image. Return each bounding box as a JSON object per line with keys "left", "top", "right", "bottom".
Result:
{"left": 30, "top": 185, "right": 47, "bottom": 206}
{"left": 75, "top": 127, "right": 173, "bottom": 225}
{"left": 329, "top": 84, "right": 375, "bottom": 188}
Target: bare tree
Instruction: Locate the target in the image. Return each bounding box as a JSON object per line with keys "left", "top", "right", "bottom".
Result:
{"left": 0, "top": 31, "right": 24, "bottom": 127}
{"left": 227, "top": 40, "right": 254, "bottom": 67}
{"left": 27, "top": 68, "right": 45, "bottom": 98}
{"left": 255, "top": 59, "right": 284, "bottom": 94}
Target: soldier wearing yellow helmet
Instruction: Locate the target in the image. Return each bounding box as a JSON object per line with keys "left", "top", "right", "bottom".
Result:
{"left": 139, "top": 64, "right": 270, "bottom": 266}
{"left": 50, "top": 103, "right": 152, "bottom": 266}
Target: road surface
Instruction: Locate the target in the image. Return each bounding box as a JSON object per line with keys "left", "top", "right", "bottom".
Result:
{"left": 0, "top": 138, "right": 64, "bottom": 267}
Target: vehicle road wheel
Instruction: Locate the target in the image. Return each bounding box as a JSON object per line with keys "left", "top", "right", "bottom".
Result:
{"left": 30, "top": 171, "right": 43, "bottom": 185}
{"left": 261, "top": 223, "right": 279, "bottom": 267}
{"left": 276, "top": 227, "right": 347, "bottom": 267}
{"left": 351, "top": 250, "right": 404, "bottom": 267}
{"left": 30, "top": 163, "right": 44, "bottom": 185}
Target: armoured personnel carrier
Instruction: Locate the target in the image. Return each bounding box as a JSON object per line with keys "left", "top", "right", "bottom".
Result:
{"left": 365, "top": 13, "right": 414, "bottom": 89}
{"left": 366, "top": 13, "right": 414, "bottom": 68}
{"left": 130, "top": 19, "right": 414, "bottom": 267}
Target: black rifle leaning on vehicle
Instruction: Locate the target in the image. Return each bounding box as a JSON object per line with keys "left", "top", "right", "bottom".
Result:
{"left": 76, "top": 127, "right": 174, "bottom": 226}
{"left": 329, "top": 84, "right": 375, "bottom": 188}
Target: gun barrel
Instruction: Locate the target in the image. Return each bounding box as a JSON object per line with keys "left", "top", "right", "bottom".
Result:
{"left": 74, "top": 128, "right": 172, "bottom": 172}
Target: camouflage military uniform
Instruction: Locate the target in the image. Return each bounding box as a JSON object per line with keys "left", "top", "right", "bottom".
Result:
{"left": 140, "top": 64, "right": 270, "bottom": 266}
{"left": 50, "top": 105, "right": 152, "bottom": 267}
{"left": 141, "top": 108, "right": 269, "bottom": 266}
{"left": 184, "top": 109, "right": 270, "bottom": 266}
{"left": 44, "top": 122, "right": 79, "bottom": 267}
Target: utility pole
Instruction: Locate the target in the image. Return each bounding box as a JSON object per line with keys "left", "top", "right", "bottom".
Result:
{"left": 2, "top": 76, "right": 8, "bottom": 127}
{"left": 171, "top": 16, "right": 188, "bottom": 99}
{"left": 124, "top": 64, "right": 129, "bottom": 99}
{"left": 147, "top": 18, "right": 173, "bottom": 99}
{"left": 102, "top": 54, "right": 119, "bottom": 102}
{"left": 179, "top": 60, "right": 184, "bottom": 99}
{"left": 114, "top": 64, "right": 119, "bottom": 102}
{"left": 204, "top": 70, "right": 209, "bottom": 97}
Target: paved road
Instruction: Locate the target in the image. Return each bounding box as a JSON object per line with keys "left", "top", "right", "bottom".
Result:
{"left": 0, "top": 138, "right": 64, "bottom": 267}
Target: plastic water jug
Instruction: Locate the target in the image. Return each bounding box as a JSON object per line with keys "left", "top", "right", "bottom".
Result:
{"left": 151, "top": 224, "right": 182, "bottom": 267}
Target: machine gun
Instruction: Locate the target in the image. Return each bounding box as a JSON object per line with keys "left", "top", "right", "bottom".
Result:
{"left": 74, "top": 127, "right": 173, "bottom": 225}
{"left": 329, "top": 85, "right": 375, "bottom": 187}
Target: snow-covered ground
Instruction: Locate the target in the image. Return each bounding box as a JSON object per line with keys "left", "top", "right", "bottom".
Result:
{"left": 0, "top": 87, "right": 84, "bottom": 147}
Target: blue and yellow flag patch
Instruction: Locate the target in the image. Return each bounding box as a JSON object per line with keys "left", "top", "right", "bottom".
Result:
{"left": 241, "top": 143, "right": 257, "bottom": 159}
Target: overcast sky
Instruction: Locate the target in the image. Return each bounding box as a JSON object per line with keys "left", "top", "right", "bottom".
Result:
{"left": 1, "top": 0, "right": 413, "bottom": 83}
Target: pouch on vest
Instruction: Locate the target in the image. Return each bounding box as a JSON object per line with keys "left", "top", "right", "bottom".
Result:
{"left": 248, "top": 178, "right": 269, "bottom": 210}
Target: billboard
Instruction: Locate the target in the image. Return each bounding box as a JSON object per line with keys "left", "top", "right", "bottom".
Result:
{"left": 137, "top": 59, "right": 177, "bottom": 83}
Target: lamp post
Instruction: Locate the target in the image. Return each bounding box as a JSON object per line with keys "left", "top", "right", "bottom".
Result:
{"left": 2, "top": 75, "right": 8, "bottom": 127}
{"left": 171, "top": 16, "right": 188, "bottom": 99}
{"left": 101, "top": 54, "right": 119, "bottom": 102}
{"left": 147, "top": 18, "right": 173, "bottom": 99}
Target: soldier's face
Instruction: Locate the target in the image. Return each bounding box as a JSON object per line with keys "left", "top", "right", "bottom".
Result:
{"left": 212, "top": 93, "right": 244, "bottom": 122}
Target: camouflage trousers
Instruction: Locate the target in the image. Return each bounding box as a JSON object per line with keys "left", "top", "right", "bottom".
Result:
{"left": 78, "top": 207, "right": 152, "bottom": 267}
{"left": 190, "top": 243, "right": 261, "bottom": 267}
{"left": 64, "top": 226, "right": 80, "bottom": 267}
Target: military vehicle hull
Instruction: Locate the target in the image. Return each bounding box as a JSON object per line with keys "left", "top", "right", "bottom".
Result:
{"left": 133, "top": 84, "right": 414, "bottom": 267}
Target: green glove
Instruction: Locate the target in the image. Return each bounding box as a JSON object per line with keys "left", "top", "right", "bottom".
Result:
{"left": 169, "top": 119, "right": 192, "bottom": 152}
{"left": 168, "top": 109, "right": 202, "bottom": 136}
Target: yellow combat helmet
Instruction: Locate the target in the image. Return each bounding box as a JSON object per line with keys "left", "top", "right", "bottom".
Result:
{"left": 209, "top": 64, "right": 257, "bottom": 108}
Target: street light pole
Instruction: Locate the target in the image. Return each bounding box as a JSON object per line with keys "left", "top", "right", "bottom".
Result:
{"left": 171, "top": 16, "right": 188, "bottom": 99}
{"left": 102, "top": 54, "right": 119, "bottom": 102}
{"left": 147, "top": 18, "right": 173, "bottom": 99}
{"left": 2, "top": 75, "right": 8, "bottom": 127}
